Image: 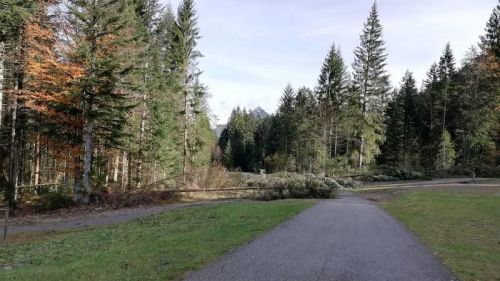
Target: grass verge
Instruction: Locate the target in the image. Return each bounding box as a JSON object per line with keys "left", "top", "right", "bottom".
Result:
{"left": 0, "top": 200, "right": 314, "bottom": 281}
{"left": 382, "top": 191, "right": 500, "bottom": 281}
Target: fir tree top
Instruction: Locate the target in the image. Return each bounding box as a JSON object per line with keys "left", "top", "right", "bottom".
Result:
{"left": 352, "top": 1, "right": 390, "bottom": 109}
{"left": 480, "top": 1, "right": 500, "bottom": 57}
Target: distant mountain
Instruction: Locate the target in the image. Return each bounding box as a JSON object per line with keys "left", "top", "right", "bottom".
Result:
{"left": 214, "top": 107, "right": 269, "bottom": 140}
{"left": 214, "top": 124, "right": 227, "bottom": 139}
{"left": 249, "top": 107, "right": 269, "bottom": 119}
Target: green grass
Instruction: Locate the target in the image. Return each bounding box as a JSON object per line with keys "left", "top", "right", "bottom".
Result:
{"left": 383, "top": 191, "right": 500, "bottom": 281}
{"left": 0, "top": 200, "right": 314, "bottom": 281}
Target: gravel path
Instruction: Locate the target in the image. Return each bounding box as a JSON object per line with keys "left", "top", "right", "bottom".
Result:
{"left": 185, "top": 192, "right": 457, "bottom": 281}
{"left": 8, "top": 200, "right": 234, "bottom": 234}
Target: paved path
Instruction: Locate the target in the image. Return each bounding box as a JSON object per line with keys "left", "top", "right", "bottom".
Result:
{"left": 8, "top": 201, "right": 233, "bottom": 234}
{"left": 186, "top": 192, "right": 457, "bottom": 281}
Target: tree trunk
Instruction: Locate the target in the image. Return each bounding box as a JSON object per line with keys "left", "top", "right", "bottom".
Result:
{"left": 0, "top": 42, "right": 4, "bottom": 129}
{"left": 9, "top": 71, "right": 20, "bottom": 205}
{"left": 73, "top": 156, "right": 82, "bottom": 202}
{"left": 334, "top": 124, "right": 338, "bottom": 157}
{"left": 81, "top": 115, "right": 93, "bottom": 203}
{"left": 137, "top": 61, "right": 149, "bottom": 189}
{"left": 121, "top": 150, "right": 127, "bottom": 190}
{"left": 34, "top": 132, "right": 41, "bottom": 193}
{"left": 441, "top": 97, "right": 447, "bottom": 169}
{"left": 63, "top": 155, "right": 68, "bottom": 193}
{"left": 113, "top": 153, "right": 119, "bottom": 182}
{"left": 127, "top": 150, "right": 132, "bottom": 190}
{"left": 152, "top": 160, "right": 157, "bottom": 183}
{"left": 358, "top": 134, "right": 364, "bottom": 169}
{"left": 182, "top": 91, "right": 189, "bottom": 184}
{"left": 137, "top": 93, "right": 147, "bottom": 189}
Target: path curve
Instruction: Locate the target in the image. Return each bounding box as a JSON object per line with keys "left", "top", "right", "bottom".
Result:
{"left": 185, "top": 192, "right": 457, "bottom": 281}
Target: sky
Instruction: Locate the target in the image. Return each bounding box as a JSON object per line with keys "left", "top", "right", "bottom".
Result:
{"left": 162, "top": 0, "right": 497, "bottom": 124}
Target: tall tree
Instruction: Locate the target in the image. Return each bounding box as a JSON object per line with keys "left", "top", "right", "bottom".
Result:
{"left": 147, "top": 5, "right": 182, "bottom": 183}
{"left": 453, "top": 48, "right": 496, "bottom": 172}
{"left": 351, "top": 2, "right": 390, "bottom": 168}
{"left": 316, "top": 43, "right": 349, "bottom": 159}
{"left": 67, "top": 0, "right": 134, "bottom": 202}
{"left": 480, "top": 2, "right": 500, "bottom": 168}
{"left": 172, "top": 0, "right": 202, "bottom": 184}
{"left": 481, "top": 1, "right": 500, "bottom": 59}
{"left": 379, "top": 72, "right": 421, "bottom": 168}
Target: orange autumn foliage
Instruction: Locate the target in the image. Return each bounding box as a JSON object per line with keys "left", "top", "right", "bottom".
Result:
{"left": 21, "top": 1, "right": 85, "bottom": 172}
{"left": 23, "top": 13, "right": 84, "bottom": 118}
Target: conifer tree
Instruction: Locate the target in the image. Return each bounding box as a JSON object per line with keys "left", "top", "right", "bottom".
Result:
{"left": 481, "top": 2, "right": 500, "bottom": 59}
{"left": 453, "top": 49, "right": 496, "bottom": 172}
{"left": 351, "top": 2, "right": 390, "bottom": 168}
{"left": 316, "top": 43, "right": 349, "bottom": 159}
{"left": 171, "top": 0, "right": 202, "bottom": 184}
{"left": 379, "top": 72, "right": 421, "bottom": 168}
{"left": 435, "top": 130, "right": 456, "bottom": 170}
{"left": 145, "top": 5, "right": 182, "bottom": 184}
{"left": 276, "top": 85, "right": 296, "bottom": 167}
{"left": 67, "top": 0, "right": 134, "bottom": 202}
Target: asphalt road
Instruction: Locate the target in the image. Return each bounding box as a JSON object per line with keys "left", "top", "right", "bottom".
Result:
{"left": 185, "top": 192, "right": 457, "bottom": 281}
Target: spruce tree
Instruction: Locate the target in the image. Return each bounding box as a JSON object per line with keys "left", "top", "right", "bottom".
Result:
{"left": 277, "top": 85, "right": 296, "bottom": 166}
{"left": 148, "top": 5, "right": 182, "bottom": 183}
{"left": 294, "top": 87, "right": 321, "bottom": 172}
{"left": 351, "top": 2, "right": 390, "bottom": 168}
{"left": 435, "top": 130, "right": 456, "bottom": 171}
{"left": 316, "top": 43, "right": 349, "bottom": 159}
{"left": 379, "top": 72, "right": 421, "bottom": 168}
{"left": 171, "top": 0, "right": 202, "bottom": 184}
{"left": 481, "top": 2, "right": 500, "bottom": 58}
{"left": 67, "top": 0, "right": 134, "bottom": 202}
{"left": 453, "top": 49, "right": 497, "bottom": 172}
{"left": 435, "top": 44, "right": 457, "bottom": 170}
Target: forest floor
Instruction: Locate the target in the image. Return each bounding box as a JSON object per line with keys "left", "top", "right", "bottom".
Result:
{"left": 361, "top": 179, "right": 500, "bottom": 281}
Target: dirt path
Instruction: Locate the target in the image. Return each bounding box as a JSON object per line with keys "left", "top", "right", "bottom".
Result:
{"left": 7, "top": 200, "right": 236, "bottom": 235}
{"left": 360, "top": 178, "right": 500, "bottom": 203}
{"left": 185, "top": 192, "right": 457, "bottom": 281}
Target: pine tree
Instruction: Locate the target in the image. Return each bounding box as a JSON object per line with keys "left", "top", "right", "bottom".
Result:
{"left": 276, "top": 85, "right": 296, "bottom": 169}
{"left": 434, "top": 44, "right": 457, "bottom": 170}
{"left": 316, "top": 43, "right": 349, "bottom": 159}
{"left": 294, "top": 87, "right": 321, "bottom": 173}
{"left": 67, "top": 0, "right": 134, "bottom": 202}
{"left": 479, "top": 2, "right": 500, "bottom": 169}
{"left": 351, "top": 2, "right": 390, "bottom": 168}
{"left": 379, "top": 72, "right": 421, "bottom": 168}
{"left": 437, "top": 43, "right": 456, "bottom": 132}
{"left": 435, "top": 130, "right": 456, "bottom": 170}
{"left": 453, "top": 48, "right": 497, "bottom": 172}
{"left": 171, "top": 0, "right": 202, "bottom": 184}
{"left": 481, "top": 2, "right": 500, "bottom": 59}
{"left": 146, "top": 5, "right": 182, "bottom": 184}
{"left": 219, "top": 108, "right": 259, "bottom": 172}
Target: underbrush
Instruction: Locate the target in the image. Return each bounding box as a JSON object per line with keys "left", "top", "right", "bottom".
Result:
{"left": 188, "top": 166, "right": 245, "bottom": 189}
{"left": 14, "top": 190, "right": 181, "bottom": 215}
{"left": 351, "top": 166, "right": 429, "bottom": 182}
{"left": 89, "top": 190, "right": 181, "bottom": 208}
{"left": 246, "top": 172, "right": 341, "bottom": 200}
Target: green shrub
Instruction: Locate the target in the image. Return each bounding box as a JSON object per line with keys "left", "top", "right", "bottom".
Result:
{"left": 248, "top": 173, "right": 340, "bottom": 200}
{"left": 36, "top": 192, "right": 72, "bottom": 211}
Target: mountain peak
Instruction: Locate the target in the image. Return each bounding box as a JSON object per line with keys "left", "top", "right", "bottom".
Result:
{"left": 249, "top": 107, "right": 269, "bottom": 118}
